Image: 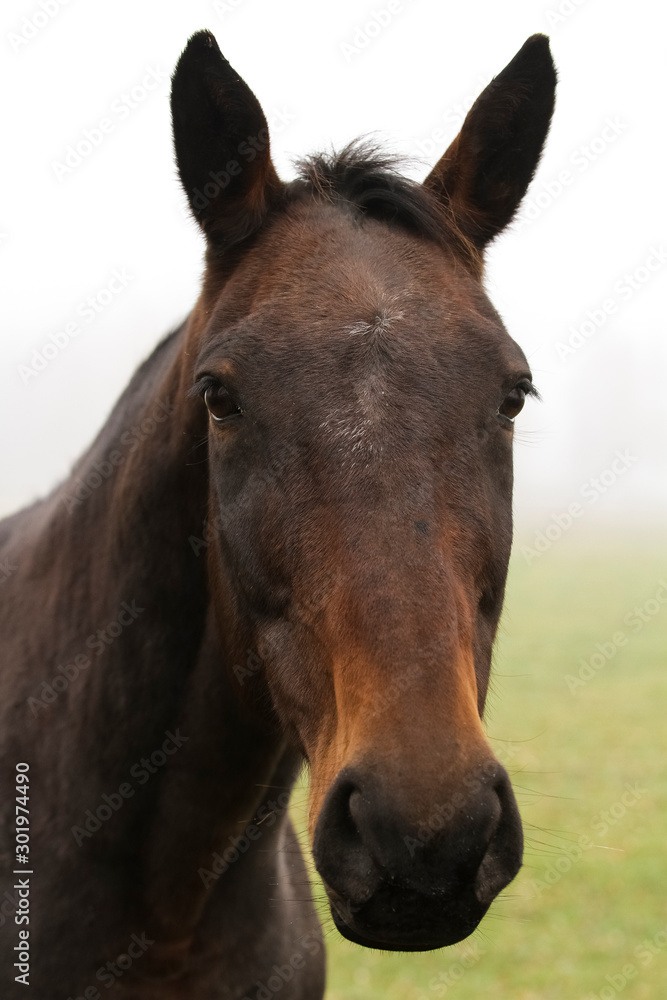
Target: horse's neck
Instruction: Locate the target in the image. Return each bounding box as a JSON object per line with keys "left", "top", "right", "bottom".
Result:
{"left": 5, "top": 312, "right": 295, "bottom": 953}
{"left": 29, "top": 319, "right": 211, "bottom": 756}
{"left": 15, "top": 310, "right": 286, "bottom": 836}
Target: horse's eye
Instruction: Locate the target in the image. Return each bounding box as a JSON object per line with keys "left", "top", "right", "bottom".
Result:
{"left": 498, "top": 385, "right": 527, "bottom": 422}
{"left": 204, "top": 383, "right": 242, "bottom": 423}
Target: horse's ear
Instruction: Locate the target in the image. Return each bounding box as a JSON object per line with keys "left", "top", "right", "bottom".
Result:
{"left": 171, "top": 30, "right": 283, "bottom": 249}
{"left": 424, "top": 34, "right": 556, "bottom": 251}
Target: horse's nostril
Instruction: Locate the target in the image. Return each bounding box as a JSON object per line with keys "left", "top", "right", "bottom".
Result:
{"left": 336, "top": 780, "right": 361, "bottom": 836}
{"left": 313, "top": 773, "right": 382, "bottom": 908}
{"left": 347, "top": 787, "right": 364, "bottom": 832}
{"left": 474, "top": 768, "right": 524, "bottom": 906}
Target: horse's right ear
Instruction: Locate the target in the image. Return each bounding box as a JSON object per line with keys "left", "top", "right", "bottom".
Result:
{"left": 424, "top": 34, "right": 556, "bottom": 252}
{"left": 171, "top": 31, "right": 283, "bottom": 249}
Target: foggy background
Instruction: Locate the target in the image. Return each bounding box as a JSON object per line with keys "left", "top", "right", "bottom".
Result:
{"left": 1, "top": 0, "right": 664, "bottom": 542}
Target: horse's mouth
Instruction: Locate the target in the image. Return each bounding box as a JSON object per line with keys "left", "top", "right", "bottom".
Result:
{"left": 326, "top": 883, "right": 487, "bottom": 952}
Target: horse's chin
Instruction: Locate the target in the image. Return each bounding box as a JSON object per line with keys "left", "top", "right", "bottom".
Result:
{"left": 327, "top": 888, "right": 486, "bottom": 952}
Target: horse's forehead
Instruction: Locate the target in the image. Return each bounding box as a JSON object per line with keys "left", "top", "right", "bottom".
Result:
{"left": 253, "top": 246, "right": 470, "bottom": 348}
{"left": 253, "top": 204, "right": 467, "bottom": 315}
{"left": 343, "top": 293, "right": 405, "bottom": 337}
{"left": 208, "top": 208, "right": 511, "bottom": 394}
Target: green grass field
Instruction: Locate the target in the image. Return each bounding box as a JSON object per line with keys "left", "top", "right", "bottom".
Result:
{"left": 290, "top": 528, "right": 667, "bottom": 999}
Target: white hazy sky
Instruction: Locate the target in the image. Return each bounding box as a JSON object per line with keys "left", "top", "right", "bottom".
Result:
{"left": 1, "top": 0, "right": 665, "bottom": 538}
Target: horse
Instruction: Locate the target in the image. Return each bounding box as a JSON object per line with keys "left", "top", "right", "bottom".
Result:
{"left": 0, "top": 29, "right": 555, "bottom": 999}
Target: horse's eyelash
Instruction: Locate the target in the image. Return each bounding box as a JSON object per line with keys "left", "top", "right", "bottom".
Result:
{"left": 188, "top": 375, "right": 219, "bottom": 399}
{"left": 523, "top": 381, "right": 541, "bottom": 401}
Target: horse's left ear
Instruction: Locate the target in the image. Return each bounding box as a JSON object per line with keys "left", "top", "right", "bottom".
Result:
{"left": 424, "top": 34, "right": 556, "bottom": 251}
{"left": 171, "top": 30, "right": 283, "bottom": 249}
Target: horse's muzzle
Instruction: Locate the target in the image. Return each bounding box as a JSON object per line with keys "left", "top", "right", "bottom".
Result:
{"left": 312, "top": 761, "right": 523, "bottom": 951}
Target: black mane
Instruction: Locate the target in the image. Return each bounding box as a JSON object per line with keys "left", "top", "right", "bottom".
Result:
{"left": 292, "top": 140, "right": 476, "bottom": 263}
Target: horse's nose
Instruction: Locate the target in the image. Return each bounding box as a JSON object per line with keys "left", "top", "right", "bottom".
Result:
{"left": 312, "top": 760, "right": 523, "bottom": 950}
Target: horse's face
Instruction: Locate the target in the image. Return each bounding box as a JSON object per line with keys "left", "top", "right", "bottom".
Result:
{"left": 172, "top": 32, "right": 555, "bottom": 950}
